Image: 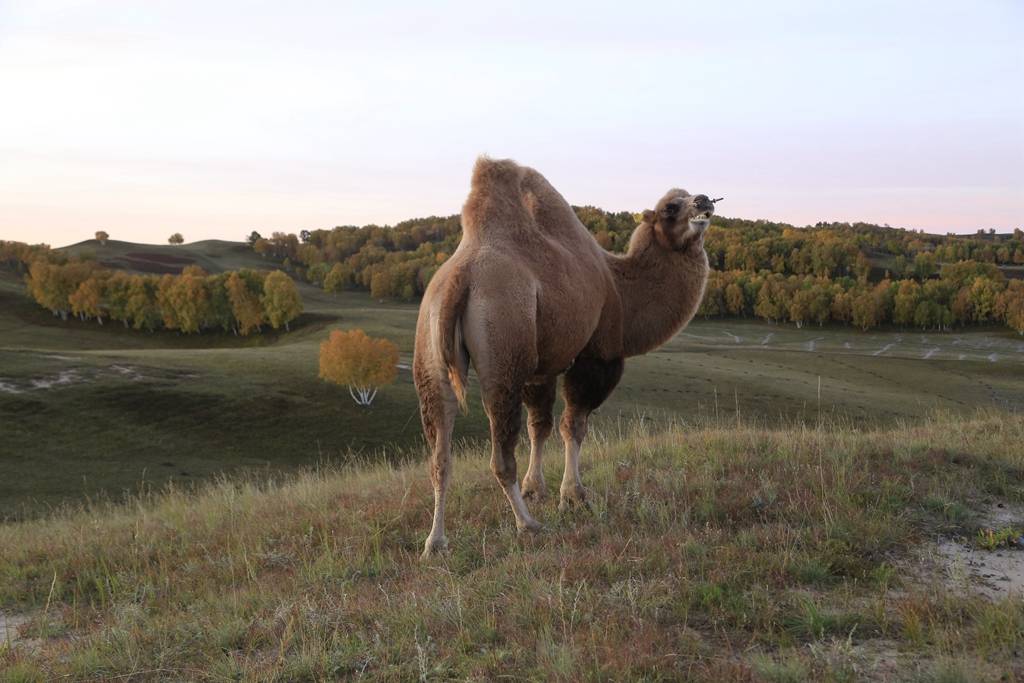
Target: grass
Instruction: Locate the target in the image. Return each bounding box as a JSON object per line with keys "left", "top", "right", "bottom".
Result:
{"left": 1, "top": 411, "right": 1022, "bottom": 680}
{"left": 59, "top": 238, "right": 275, "bottom": 275}
{"left": 976, "top": 526, "right": 1024, "bottom": 550}
{"left": 3, "top": 240, "right": 1024, "bottom": 518}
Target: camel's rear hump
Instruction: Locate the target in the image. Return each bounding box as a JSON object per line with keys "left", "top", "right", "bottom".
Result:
{"left": 461, "top": 157, "right": 587, "bottom": 245}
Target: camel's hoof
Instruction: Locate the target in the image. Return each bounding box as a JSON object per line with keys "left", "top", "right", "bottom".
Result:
{"left": 420, "top": 536, "right": 449, "bottom": 560}
{"left": 559, "top": 485, "right": 592, "bottom": 512}
{"left": 521, "top": 478, "right": 548, "bottom": 501}
{"left": 516, "top": 518, "right": 543, "bottom": 535}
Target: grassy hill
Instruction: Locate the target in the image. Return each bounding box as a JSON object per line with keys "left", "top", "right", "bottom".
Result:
{"left": 2, "top": 240, "right": 1024, "bottom": 519}
{"left": 1, "top": 413, "right": 1022, "bottom": 680}
{"left": 58, "top": 238, "right": 273, "bottom": 275}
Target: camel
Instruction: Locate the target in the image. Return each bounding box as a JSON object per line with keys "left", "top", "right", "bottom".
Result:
{"left": 413, "top": 157, "right": 713, "bottom": 557}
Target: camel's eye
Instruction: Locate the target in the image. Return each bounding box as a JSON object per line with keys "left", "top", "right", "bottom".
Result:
{"left": 663, "top": 201, "right": 682, "bottom": 218}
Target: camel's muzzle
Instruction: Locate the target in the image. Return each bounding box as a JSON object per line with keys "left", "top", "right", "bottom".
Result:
{"left": 688, "top": 216, "right": 711, "bottom": 233}
{"left": 688, "top": 195, "right": 714, "bottom": 233}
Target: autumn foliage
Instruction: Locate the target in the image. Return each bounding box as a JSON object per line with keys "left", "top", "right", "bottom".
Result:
{"left": 319, "top": 329, "right": 398, "bottom": 406}
{"left": 6, "top": 242, "right": 303, "bottom": 335}
{"left": 244, "top": 209, "right": 1024, "bottom": 334}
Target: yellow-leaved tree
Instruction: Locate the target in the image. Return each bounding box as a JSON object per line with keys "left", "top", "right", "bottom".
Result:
{"left": 319, "top": 329, "right": 398, "bottom": 406}
{"left": 261, "top": 270, "right": 303, "bottom": 331}
{"left": 997, "top": 280, "right": 1024, "bottom": 335}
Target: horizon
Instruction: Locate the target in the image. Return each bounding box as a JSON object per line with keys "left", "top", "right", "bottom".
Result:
{"left": 1, "top": 0, "right": 1022, "bottom": 247}
{"left": 47, "top": 210, "right": 1022, "bottom": 252}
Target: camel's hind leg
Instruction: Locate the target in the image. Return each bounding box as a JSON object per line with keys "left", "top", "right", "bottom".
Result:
{"left": 414, "top": 363, "right": 461, "bottom": 559}
{"left": 559, "top": 356, "right": 623, "bottom": 510}
{"left": 483, "top": 384, "right": 542, "bottom": 533}
{"left": 521, "top": 378, "right": 557, "bottom": 501}
{"left": 463, "top": 289, "right": 542, "bottom": 532}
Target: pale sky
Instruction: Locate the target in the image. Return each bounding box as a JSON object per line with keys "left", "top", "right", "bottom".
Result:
{"left": 1, "top": 0, "right": 1021, "bottom": 247}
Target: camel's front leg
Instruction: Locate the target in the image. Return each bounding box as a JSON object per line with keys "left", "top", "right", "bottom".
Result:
{"left": 558, "top": 356, "right": 623, "bottom": 510}
{"left": 521, "top": 378, "right": 557, "bottom": 501}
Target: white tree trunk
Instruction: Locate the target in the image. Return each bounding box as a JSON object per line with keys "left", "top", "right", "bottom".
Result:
{"left": 348, "top": 385, "right": 379, "bottom": 406}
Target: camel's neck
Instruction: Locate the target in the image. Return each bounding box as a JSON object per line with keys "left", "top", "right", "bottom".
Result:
{"left": 607, "top": 223, "right": 709, "bottom": 357}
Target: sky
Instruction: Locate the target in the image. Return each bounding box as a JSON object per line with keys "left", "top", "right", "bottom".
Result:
{"left": 0, "top": 0, "right": 1021, "bottom": 247}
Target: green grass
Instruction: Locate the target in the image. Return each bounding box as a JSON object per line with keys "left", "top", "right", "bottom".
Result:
{"left": 2, "top": 239, "right": 1024, "bottom": 518}
{"left": 976, "top": 526, "right": 1024, "bottom": 550}
{"left": 1, "top": 412, "right": 1022, "bottom": 680}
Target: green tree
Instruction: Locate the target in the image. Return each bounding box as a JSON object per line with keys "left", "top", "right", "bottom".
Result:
{"left": 725, "top": 282, "right": 745, "bottom": 316}
{"left": 105, "top": 271, "right": 134, "bottom": 327}
{"left": 261, "top": 270, "right": 303, "bottom": 331}
{"left": 168, "top": 233, "right": 185, "bottom": 245}
{"left": 226, "top": 271, "right": 265, "bottom": 335}
{"left": 126, "top": 275, "right": 161, "bottom": 331}
{"left": 913, "top": 252, "right": 937, "bottom": 279}
{"left": 206, "top": 274, "right": 235, "bottom": 333}
{"left": 893, "top": 280, "right": 921, "bottom": 327}
{"left": 968, "top": 277, "right": 1002, "bottom": 323}
{"left": 323, "top": 262, "right": 353, "bottom": 292}
{"left": 997, "top": 281, "right": 1024, "bottom": 335}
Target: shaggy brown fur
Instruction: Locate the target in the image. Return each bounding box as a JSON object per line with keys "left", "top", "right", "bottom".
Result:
{"left": 413, "top": 157, "right": 712, "bottom": 557}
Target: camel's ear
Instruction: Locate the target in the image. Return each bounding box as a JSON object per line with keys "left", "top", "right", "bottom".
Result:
{"left": 641, "top": 209, "right": 655, "bottom": 224}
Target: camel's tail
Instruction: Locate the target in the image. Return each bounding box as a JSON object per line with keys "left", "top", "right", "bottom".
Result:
{"left": 435, "top": 267, "right": 470, "bottom": 413}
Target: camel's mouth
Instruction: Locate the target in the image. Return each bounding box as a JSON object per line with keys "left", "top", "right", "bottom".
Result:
{"left": 688, "top": 213, "right": 711, "bottom": 233}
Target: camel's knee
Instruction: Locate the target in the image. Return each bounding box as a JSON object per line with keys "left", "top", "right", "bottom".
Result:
{"left": 559, "top": 410, "right": 588, "bottom": 445}
{"left": 490, "top": 450, "right": 518, "bottom": 486}
{"left": 417, "top": 387, "right": 455, "bottom": 444}
{"left": 429, "top": 447, "right": 450, "bottom": 487}
{"left": 485, "top": 393, "right": 522, "bottom": 486}
{"left": 528, "top": 412, "right": 554, "bottom": 442}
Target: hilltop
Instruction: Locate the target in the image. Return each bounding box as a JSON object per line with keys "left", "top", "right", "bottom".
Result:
{"left": 1, "top": 412, "right": 1022, "bottom": 680}
{"left": 57, "top": 238, "right": 272, "bottom": 275}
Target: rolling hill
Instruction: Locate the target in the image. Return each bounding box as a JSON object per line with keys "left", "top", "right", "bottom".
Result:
{"left": 1, "top": 240, "right": 1023, "bottom": 520}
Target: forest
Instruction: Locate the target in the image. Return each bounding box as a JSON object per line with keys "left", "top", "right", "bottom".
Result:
{"left": 245, "top": 211, "right": 1024, "bottom": 334}
{"left": 1, "top": 241, "right": 302, "bottom": 335}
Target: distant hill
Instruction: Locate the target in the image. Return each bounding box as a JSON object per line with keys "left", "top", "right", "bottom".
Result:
{"left": 58, "top": 238, "right": 268, "bottom": 275}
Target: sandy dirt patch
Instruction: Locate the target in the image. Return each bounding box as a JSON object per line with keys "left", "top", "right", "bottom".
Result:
{"left": 935, "top": 541, "right": 1024, "bottom": 599}
{"left": 914, "top": 503, "right": 1024, "bottom": 600}
{"left": 0, "top": 612, "right": 31, "bottom": 645}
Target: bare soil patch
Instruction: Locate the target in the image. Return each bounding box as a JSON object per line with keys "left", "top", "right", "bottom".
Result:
{"left": 0, "top": 612, "right": 30, "bottom": 646}
{"left": 913, "top": 503, "right": 1024, "bottom": 600}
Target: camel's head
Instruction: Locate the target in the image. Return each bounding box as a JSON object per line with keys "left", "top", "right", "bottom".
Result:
{"left": 645, "top": 189, "right": 715, "bottom": 252}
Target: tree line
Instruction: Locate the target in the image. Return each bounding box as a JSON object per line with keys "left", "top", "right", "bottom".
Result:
{"left": 2, "top": 241, "right": 302, "bottom": 335}
{"left": 245, "top": 211, "right": 1024, "bottom": 334}
{"left": 698, "top": 265, "right": 1024, "bottom": 334}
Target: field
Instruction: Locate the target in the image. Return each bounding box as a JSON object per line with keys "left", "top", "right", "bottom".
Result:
{"left": 2, "top": 240, "right": 1024, "bottom": 680}
{"left": 1, "top": 239, "right": 1023, "bottom": 518}
{"left": 1, "top": 413, "right": 1022, "bottom": 680}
